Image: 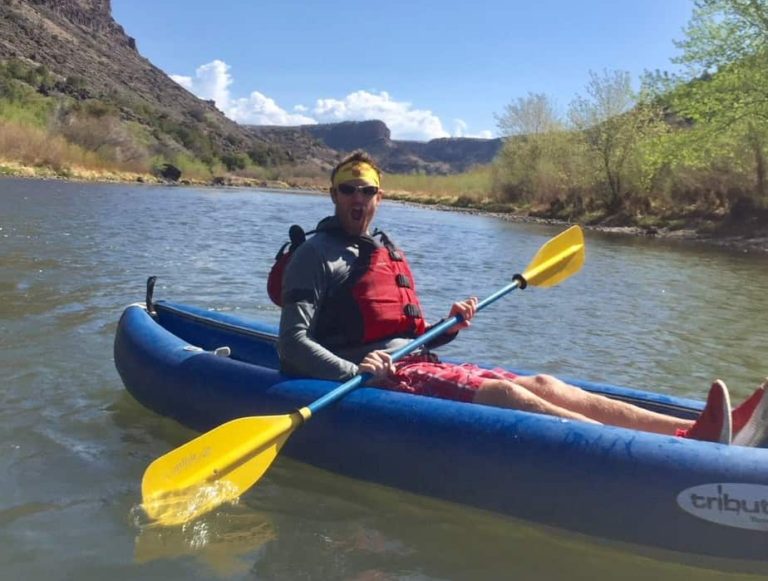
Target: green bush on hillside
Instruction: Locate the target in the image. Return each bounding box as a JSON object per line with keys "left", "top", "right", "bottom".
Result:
{"left": 1, "top": 59, "right": 48, "bottom": 86}
{"left": 221, "top": 152, "right": 249, "bottom": 171}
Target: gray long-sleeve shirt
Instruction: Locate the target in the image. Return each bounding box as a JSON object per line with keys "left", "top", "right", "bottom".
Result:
{"left": 277, "top": 217, "right": 411, "bottom": 381}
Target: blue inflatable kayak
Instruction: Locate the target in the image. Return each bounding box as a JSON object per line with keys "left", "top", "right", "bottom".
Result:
{"left": 114, "top": 298, "right": 768, "bottom": 563}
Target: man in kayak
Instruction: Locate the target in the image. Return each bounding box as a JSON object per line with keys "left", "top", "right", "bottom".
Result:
{"left": 277, "top": 150, "right": 768, "bottom": 446}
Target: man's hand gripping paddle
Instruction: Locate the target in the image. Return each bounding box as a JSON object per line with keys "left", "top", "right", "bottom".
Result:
{"left": 140, "top": 225, "right": 586, "bottom": 526}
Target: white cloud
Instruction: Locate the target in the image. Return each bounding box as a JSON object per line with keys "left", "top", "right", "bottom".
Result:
{"left": 171, "top": 59, "right": 232, "bottom": 110}
{"left": 312, "top": 90, "right": 448, "bottom": 141}
{"left": 172, "top": 60, "right": 492, "bottom": 141}
{"left": 171, "top": 60, "right": 313, "bottom": 125}
{"left": 170, "top": 74, "right": 192, "bottom": 90}
{"left": 227, "top": 92, "right": 317, "bottom": 125}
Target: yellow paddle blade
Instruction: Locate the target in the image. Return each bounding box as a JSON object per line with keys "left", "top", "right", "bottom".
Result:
{"left": 521, "top": 225, "right": 585, "bottom": 288}
{"left": 141, "top": 411, "right": 308, "bottom": 526}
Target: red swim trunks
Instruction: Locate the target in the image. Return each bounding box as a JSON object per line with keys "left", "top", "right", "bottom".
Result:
{"left": 379, "top": 353, "right": 520, "bottom": 403}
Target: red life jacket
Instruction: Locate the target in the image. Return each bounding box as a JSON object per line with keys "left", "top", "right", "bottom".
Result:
{"left": 269, "top": 225, "right": 426, "bottom": 347}
{"left": 315, "top": 233, "right": 427, "bottom": 347}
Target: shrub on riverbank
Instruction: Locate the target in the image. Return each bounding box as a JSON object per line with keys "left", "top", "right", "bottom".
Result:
{"left": 0, "top": 118, "right": 106, "bottom": 173}
{"left": 489, "top": 92, "right": 766, "bottom": 231}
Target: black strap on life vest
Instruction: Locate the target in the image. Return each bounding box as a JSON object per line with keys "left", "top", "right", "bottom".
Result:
{"left": 374, "top": 229, "right": 402, "bottom": 261}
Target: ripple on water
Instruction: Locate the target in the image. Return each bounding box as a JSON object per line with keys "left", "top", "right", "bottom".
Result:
{"left": 3, "top": 180, "right": 768, "bottom": 579}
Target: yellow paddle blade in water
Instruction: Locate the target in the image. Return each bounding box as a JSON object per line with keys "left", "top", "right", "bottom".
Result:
{"left": 522, "top": 225, "right": 585, "bottom": 288}
{"left": 141, "top": 411, "right": 308, "bottom": 526}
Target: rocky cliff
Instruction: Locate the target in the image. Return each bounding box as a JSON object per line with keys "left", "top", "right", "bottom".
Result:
{"left": 25, "top": 0, "right": 132, "bottom": 43}
{"left": 3, "top": 0, "right": 159, "bottom": 100}
{"left": 0, "top": 0, "right": 288, "bottom": 163}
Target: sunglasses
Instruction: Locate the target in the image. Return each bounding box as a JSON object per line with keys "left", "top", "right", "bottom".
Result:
{"left": 337, "top": 184, "right": 380, "bottom": 197}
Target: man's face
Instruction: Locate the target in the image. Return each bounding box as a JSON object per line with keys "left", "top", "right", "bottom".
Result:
{"left": 331, "top": 178, "right": 382, "bottom": 236}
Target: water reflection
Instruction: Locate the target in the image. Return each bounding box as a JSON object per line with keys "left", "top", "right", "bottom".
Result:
{"left": 134, "top": 509, "right": 276, "bottom": 577}
{"left": 246, "top": 459, "right": 768, "bottom": 580}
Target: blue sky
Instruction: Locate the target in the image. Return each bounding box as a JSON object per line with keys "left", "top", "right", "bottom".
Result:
{"left": 112, "top": 0, "right": 694, "bottom": 141}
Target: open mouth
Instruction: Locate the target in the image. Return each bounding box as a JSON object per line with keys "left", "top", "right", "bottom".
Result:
{"left": 350, "top": 208, "right": 364, "bottom": 221}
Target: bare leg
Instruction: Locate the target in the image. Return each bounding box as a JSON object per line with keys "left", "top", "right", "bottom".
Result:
{"left": 474, "top": 379, "right": 599, "bottom": 424}
{"left": 475, "top": 375, "right": 694, "bottom": 435}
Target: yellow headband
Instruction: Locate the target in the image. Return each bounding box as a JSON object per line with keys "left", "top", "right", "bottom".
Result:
{"left": 332, "top": 161, "right": 380, "bottom": 188}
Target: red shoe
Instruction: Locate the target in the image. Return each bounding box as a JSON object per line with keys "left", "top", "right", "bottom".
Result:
{"left": 679, "top": 380, "right": 732, "bottom": 444}
{"left": 733, "top": 380, "right": 768, "bottom": 447}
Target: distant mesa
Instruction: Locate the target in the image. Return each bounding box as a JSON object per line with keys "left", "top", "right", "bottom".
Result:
{"left": 306, "top": 120, "right": 391, "bottom": 150}
{"left": 249, "top": 120, "right": 503, "bottom": 175}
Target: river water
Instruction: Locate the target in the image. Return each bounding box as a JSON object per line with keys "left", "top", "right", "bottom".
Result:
{"left": 2, "top": 177, "right": 768, "bottom": 580}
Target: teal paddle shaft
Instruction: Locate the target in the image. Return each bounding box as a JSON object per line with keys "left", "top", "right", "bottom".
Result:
{"left": 305, "top": 274, "right": 526, "bottom": 415}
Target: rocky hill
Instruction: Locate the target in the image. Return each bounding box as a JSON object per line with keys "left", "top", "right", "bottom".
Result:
{"left": 1, "top": 0, "right": 501, "bottom": 176}
{"left": 0, "top": 0, "right": 298, "bottom": 170}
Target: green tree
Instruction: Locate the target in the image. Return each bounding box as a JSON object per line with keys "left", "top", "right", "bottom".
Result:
{"left": 568, "top": 70, "right": 665, "bottom": 212}
{"left": 496, "top": 92, "right": 562, "bottom": 136}
{"left": 671, "top": 0, "right": 768, "bottom": 201}
{"left": 494, "top": 93, "right": 568, "bottom": 203}
{"left": 675, "top": 0, "right": 768, "bottom": 70}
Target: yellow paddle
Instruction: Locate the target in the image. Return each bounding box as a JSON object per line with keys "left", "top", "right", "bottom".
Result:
{"left": 141, "top": 225, "right": 586, "bottom": 526}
